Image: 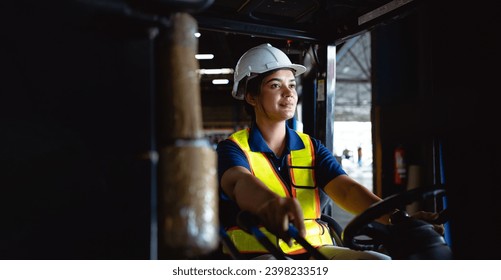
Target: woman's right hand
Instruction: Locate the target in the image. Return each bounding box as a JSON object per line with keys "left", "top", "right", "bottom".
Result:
{"left": 256, "top": 196, "right": 306, "bottom": 246}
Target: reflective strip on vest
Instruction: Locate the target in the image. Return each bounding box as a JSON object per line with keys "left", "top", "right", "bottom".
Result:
{"left": 289, "top": 132, "right": 320, "bottom": 219}
{"left": 226, "top": 129, "right": 332, "bottom": 254}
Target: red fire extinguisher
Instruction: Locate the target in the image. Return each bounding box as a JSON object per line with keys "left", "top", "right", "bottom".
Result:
{"left": 394, "top": 145, "right": 407, "bottom": 185}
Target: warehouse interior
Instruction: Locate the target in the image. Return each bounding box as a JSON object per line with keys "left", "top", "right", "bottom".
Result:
{"left": 1, "top": 0, "right": 501, "bottom": 259}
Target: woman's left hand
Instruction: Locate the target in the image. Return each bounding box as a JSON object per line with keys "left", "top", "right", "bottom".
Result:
{"left": 411, "top": 211, "right": 445, "bottom": 235}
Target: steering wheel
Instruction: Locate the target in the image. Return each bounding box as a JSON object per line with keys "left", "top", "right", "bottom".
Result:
{"left": 341, "top": 186, "right": 447, "bottom": 252}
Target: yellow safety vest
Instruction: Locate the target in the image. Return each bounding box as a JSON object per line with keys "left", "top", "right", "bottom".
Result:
{"left": 225, "top": 128, "right": 333, "bottom": 255}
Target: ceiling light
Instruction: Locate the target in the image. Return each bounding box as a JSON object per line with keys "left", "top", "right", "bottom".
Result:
{"left": 212, "top": 79, "right": 230, "bottom": 85}
{"left": 198, "top": 68, "right": 234, "bottom": 75}
{"left": 195, "top": 54, "right": 214, "bottom": 60}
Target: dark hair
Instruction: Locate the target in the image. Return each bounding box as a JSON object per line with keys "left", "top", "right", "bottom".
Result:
{"left": 243, "top": 73, "right": 265, "bottom": 120}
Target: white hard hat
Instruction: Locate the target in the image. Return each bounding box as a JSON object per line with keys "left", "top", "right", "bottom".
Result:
{"left": 232, "top": 43, "right": 307, "bottom": 100}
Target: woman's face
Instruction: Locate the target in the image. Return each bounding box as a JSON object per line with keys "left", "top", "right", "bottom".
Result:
{"left": 249, "top": 69, "right": 298, "bottom": 122}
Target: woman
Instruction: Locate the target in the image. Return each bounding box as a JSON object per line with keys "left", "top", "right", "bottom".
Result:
{"left": 217, "top": 43, "right": 440, "bottom": 260}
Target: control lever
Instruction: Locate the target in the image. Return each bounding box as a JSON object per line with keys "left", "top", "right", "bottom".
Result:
{"left": 287, "top": 224, "right": 327, "bottom": 260}
{"left": 219, "top": 227, "right": 245, "bottom": 260}
{"left": 237, "top": 211, "right": 328, "bottom": 260}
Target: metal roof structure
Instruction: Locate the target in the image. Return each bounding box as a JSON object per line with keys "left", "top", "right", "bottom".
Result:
{"left": 335, "top": 32, "right": 372, "bottom": 122}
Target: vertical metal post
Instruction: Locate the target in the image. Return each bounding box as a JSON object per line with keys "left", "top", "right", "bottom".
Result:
{"left": 148, "top": 27, "right": 160, "bottom": 260}
{"left": 325, "top": 45, "right": 337, "bottom": 153}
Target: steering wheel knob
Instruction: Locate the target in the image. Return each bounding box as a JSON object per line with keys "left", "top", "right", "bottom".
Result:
{"left": 389, "top": 209, "right": 411, "bottom": 224}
